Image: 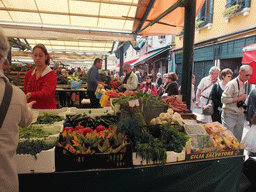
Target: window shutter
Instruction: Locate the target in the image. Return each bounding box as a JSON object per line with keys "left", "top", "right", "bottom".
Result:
{"left": 209, "top": 0, "right": 214, "bottom": 23}
{"left": 244, "top": 0, "right": 251, "bottom": 7}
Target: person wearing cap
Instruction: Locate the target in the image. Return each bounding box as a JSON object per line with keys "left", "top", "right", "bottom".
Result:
{"left": 196, "top": 66, "right": 220, "bottom": 123}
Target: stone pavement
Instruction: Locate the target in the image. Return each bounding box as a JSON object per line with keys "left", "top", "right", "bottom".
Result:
{"left": 193, "top": 107, "right": 249, "bottom": 160}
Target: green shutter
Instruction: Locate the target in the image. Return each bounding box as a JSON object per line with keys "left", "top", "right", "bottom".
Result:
{"left": 226, "top": 0, "right": 232, "bottom": 8}
{"left": 245, "top": 0, "right": 251, "bottom": 7}
{"left": 209, "top": 0, "right": 214, "bottom": 23}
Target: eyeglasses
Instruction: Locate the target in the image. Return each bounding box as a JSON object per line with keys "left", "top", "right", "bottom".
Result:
{"left": 146, "top": 78, "right": 151, "bottom": 79}
{"left": 245, "top": 74, "right": 253, "bottom": 77}
{"left": 123, "top": 70, "right": 128, "bottom": 72}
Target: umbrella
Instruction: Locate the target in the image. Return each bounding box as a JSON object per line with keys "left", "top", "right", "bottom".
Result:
{"left": 242, "top": 44, "right": 256, "bottom": 84}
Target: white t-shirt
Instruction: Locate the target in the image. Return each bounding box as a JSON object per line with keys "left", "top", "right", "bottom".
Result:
{"left": 198, "top": 76, "right": 219, "bottom": 98}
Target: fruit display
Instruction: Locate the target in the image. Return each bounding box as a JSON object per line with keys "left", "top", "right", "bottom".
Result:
{"left": 161, "top": 95, "right": 189, "bottom": 112}
{"left": 203, "top": 122, "right": 226, "bottom": 135}
{"left": 186, "top": 135, "right": 213, "bottom": 153}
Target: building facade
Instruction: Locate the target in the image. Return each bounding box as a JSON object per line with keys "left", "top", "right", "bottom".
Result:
{"left": 173, "top": 0, "right": 254, "bottom": 90}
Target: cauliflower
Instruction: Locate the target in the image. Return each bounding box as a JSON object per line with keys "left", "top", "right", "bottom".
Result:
{"left": 167, "top": 108, "right": 174, "bottom": 115}
{"left": 150, "top": 118, "right": 157, "bottom": 125}
{"left": 161, "top": 120, "right": 168, "bottom": 124}
{"left": 170, "top": 112, "right": 182, "bottom": 122}
{"left": 159, "top": 113, "right": 166, "bottom": 120}
{"left": 156, "top": 117, "right": 162, "bottom": 125}
{"left": 165, "top": 113, "right": 171, "bottom": 120}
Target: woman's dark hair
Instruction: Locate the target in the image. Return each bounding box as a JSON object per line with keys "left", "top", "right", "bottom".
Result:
{"left": 168, "top": 72, "right": 178, "bottom": 81}
{"left": 32, "top": 44, "right": 51, "bottom": 65}
{"left": 147, "top": 74, "right": 153, "bottom": 80}
{"left": 94, "top": 58, "right": 102, "bottom": 65}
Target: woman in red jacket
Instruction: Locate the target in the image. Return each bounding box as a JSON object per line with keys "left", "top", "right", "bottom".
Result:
{"left": 24, "top": 44, "right": 57, "bottom": 109}
{"left": 140, "top": 74, "right": 158, "bottom": 95}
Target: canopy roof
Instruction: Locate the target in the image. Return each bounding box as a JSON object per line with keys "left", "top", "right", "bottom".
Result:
{"left": 0, "top": 0, "right": 205, "bottom": 56}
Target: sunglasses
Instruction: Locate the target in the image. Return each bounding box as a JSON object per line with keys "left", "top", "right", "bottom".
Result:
{"left": 146, "top": 78, "right": 151, "bottom": 79}
{"left": 123, "top": 70, "right": 128, "bottom": 72}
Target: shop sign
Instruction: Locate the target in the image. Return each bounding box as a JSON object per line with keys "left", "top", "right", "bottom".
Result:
{"left": 186, "top": 149, "right": 243, "bottom": 161}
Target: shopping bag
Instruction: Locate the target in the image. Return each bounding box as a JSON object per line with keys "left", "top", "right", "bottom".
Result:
{"left": 100, "top": 92, "right": 109, "bottom": 108}
{"left": 202, "top": 103, "right": 214, "bottom": 116}
{"left": 71, "top": 80, "right": 83, "bottom": 89}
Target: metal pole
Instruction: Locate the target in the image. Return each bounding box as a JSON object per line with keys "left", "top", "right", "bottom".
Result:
{"left": 7, "top": 46, "right": 11, "bottom": 64}
{"left": 180, "top": 0, "right": 196, "bottom": 110}
{"left": 119, "top": 45, "right": 124, "bottom": 77}
{"left": 105, "top": 56, "right": 107, "bottom": 71}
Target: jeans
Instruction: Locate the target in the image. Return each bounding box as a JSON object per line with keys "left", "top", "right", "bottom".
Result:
{"left": 221, "top": 111, "right": 245, "bottom": 142}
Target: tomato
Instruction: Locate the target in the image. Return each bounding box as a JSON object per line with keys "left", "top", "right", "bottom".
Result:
{"left": 64, "top": 127, "right": 74, "bottom": 132}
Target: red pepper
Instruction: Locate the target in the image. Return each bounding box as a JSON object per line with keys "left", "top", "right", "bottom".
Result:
{"left": 64, "top": 127, "right": 74, "bottom": 132}
{"left": 96, "top": 126, "right": 106, "bottom": 133}
{"left": 75, "top": 125, "right": 84, "bottom": 131}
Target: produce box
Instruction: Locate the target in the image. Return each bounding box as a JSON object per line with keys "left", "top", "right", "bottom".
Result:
{"left": 68, "top": 107, "right": 113, "bottom": 116}
{"left": 166, "top": 150, "right": 185, "bottom": 163}
{"left": 16, "top": 147, "right": 55, "bottom": 174}
{"left": 55, "top": 145, "right": 133, "bottom": 171}
{"left": 142, "top": 105, "right": 168, "bottom": 125}
{"left": 183, "top": 124, "right": 207, "bottom": 135}
{"left": 179, "top": 113, "right": 197, "bottom": 120}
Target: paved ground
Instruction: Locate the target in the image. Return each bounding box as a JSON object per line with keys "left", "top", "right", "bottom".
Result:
{"left": 193, "top": 107, "right": 249, "bottom": 160}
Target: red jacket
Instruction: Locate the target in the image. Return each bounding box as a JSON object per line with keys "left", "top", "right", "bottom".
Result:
{"left": 24, "top": 67, "right": 57, "bottom": 109}
{"left": 140, "top": 82, "right": 158, "bottom": 95}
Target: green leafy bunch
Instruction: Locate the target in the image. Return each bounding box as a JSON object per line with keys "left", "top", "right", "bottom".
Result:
{"left": 35, "top": 112, "right": 64, "bottom": 125}
{"left": 19, "top": 125, "right": 53, "bottom": 139}
{"left": 160, "top": 122, "right": 189, "bottom": 153}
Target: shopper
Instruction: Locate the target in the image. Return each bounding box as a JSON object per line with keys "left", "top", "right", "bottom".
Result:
{"left": 243, "top": 113, "right": 256, "bottom": 157}
{"left": 196, "top": 66, "right": 220, "bottom": 123}
{"left": 165, "top": 72, "right": 179, "bottom": 96}
{"left": 246, "top": 88, "right": 256, "bottom": 125}
{"left": 221, "top": 65, "right": 253, "bottom": 142}
{"left": 87, "top": 58, "right": 104, "bottom": 108}
{"left": 135, "top": 71, "right": 142, "bottom": 84}
{"left": 210, "top": 68, "right": 233, "bottom": 123}
{"left": 23, "top": 44, "right": 57, "bottom": 109}
{"left": 191, "top": 74, "right": 196, "bottom": 111}
{"left": 140, "top": 74, "right": 158, "bottom": 95}
{"left": 156, "top": 72, "right": 163, "bottom": 89}
{"left": 0, "top": 27, "right": 34, "bottom": 192}
{"left": 118, "top": 63, "right": 138, "bottom": 92}
{"left": 158, "top": 73, "right": 169, "bottom": 96}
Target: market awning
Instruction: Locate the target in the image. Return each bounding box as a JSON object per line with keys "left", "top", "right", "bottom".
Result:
{"left": 242, "top": 43, "right": 256, "bottom": 63}
{"left": 131, "top": 47, "right": 170, "bottom": 67}
{"left": 116, "top": 57, "right": 140, "bottom": 68}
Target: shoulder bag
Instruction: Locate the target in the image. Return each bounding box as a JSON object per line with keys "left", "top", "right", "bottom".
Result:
{"left": 0, "top": 79, "right": 13, "bottom": 128}
{"left": 202, "top": 83, "right": 219, "bottom": 116}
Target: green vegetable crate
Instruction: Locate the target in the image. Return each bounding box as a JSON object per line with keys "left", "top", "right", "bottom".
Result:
{"left": 55, "top": 145, "right": 133, "bottom": 171}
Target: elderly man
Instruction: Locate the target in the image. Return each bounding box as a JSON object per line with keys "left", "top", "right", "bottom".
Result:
{"left": 221, "top": 65, "right": 253, "bottom": 142}
{"left": 196, "top": 66, "right": 220, "bottom": 123}
{"left": 87, "top": 58, "right": 105, "bottom": 108}
{"left": 118, "top": 64, "right": 138, "bottom": 92}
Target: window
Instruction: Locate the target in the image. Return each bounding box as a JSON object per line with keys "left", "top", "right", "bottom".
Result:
{"left": 226, "top": 0, "right": 251, "bottom": 9}
{"left": 196, "top": 0, "right": 214, "bottom": 28}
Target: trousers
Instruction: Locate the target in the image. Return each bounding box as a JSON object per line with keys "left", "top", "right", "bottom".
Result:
{"left": 221, "top": 111, "right": 244, "bottom": 142}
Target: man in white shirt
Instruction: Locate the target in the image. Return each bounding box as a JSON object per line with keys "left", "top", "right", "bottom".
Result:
{"left": 196, "top": 66, "right": 220, "bottom": 123}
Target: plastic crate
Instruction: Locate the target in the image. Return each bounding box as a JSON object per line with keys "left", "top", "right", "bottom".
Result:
{"left": 142, "top": 105, "right": 168, "bottom": 125}
{"left": 55, "top": 145, "right": 133, "bottom": 171}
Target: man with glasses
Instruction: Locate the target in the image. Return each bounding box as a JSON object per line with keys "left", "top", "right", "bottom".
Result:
{"left": 118, "top": 64, "right": 138, "bottom": 92}
{"left": 221, "top": 65, "right": 253, "bottom": 142}
{"left": 196, "top": 66, "right": 220, "bottom": 123}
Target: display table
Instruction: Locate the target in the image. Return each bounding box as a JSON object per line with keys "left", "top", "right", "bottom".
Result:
{"left": 18, "top": 155, "right": 244, "bottom": 192}
{"left": 56, "top": 88, "right": 87, "bottom": 107}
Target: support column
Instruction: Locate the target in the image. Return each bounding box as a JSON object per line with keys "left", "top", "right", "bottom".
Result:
{"left": 180, "top": 0, "right": 196, "bottom": 110}
{"left": 104, "top": 56, "right": 107, "bottom": 71}
{"left": 7, "top": 46, "right": 11, "bottom": 64}
{"left": 119, "top": 46, "right": 124, "bottom": 77}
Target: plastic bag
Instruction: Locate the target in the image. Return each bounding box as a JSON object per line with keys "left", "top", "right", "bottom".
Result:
{"left": 71, "top": 80, "right": 83, "bottom": 89}
{"left": 100, "top": 92, "right": 109, "bottom": 108}
{"left": 243, "top": 125, "right": 256, "bottom": 152}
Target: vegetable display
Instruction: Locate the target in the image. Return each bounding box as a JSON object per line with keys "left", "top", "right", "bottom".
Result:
{"left": 17, "top": 140, "right": 55, "bottom": 159}
{"left": 19, "top": 125, "right": 53, "bottom": 139}
{"left": 34, "top": 112, "right": 64, "bottom": 124}
{"left": 161, "top": 95, "right": 188, "bottom": 111}
{"left": 57, "top": 125, "right": 129, "bottom": 155}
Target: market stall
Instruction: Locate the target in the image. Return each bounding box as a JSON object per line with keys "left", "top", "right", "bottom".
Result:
{"left": 16, "top": 91, "right": 245, "bottom": 192}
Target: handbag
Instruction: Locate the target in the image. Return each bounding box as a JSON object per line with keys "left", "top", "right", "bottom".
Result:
{"left": 0, "top": 79, "right": 13, "bottom": 128}
{"left": 202, "top": 95, "right": 214, "bottom": 116}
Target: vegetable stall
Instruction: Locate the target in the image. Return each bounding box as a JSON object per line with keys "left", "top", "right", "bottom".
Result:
{"left": 17, "top": 92, "right": 244, "bottom": 192}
